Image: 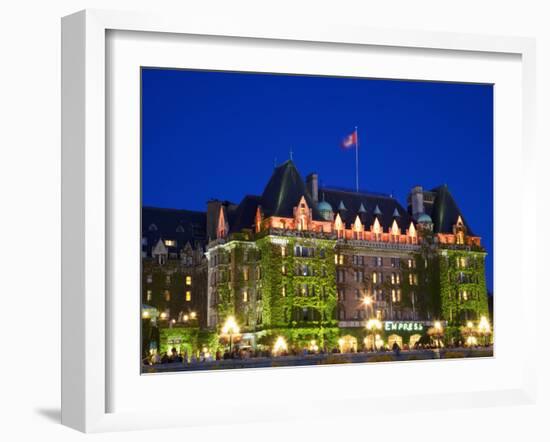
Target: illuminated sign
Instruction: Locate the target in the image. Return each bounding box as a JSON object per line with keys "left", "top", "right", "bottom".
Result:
{"left": 384, "top": 321, "right": 424, "bottom": 332}
{"left": 270, "top": 237, "right": 289, "bottom": 246}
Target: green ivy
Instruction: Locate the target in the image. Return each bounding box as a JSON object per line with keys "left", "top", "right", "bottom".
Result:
{"left": 439, "top": 249, "right": 489, "bottom": 325}
{"left": 159, "top": 327, "right": 220, "bottom": 355}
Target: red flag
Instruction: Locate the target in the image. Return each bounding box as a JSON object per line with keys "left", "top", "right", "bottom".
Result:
{"left": 341, "top": 130, "right": 357, "bottom": 149}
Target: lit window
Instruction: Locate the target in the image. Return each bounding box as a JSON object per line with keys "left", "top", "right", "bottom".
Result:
{"left": 243, "top": 267, "right": 249, "bottom": 281}
{"left": 164, "top": 290, "right": 171, "bottom": 301}
{"left": 281, "top": 246, "right": 286, "bottom": 257}
{"left": 186, "top": 276, "right": 192, "bottom": 285}
{"left": 282, "top": 285, "right": 286, "bottom": 297}
{"left": 165, "top": 239, "right": 176, "bottom": 247}
{"left": 243, "top": 290, "right": 248, "bottom": 302}
{"left": 185, "top": 291, "right": 191, "bottom": 301}
{"left": 372, "top": 272, "right": 377, "bottom": 284}
{"left": 339, "top": 255, "right": 344, "bottom": 265}
{"left": 392, "top": 289, "right": 397, "bottom": 302}
{"left": 146, "top": 274, "right": 152, "bottom": 284}
{"left": 146, "top": 290, "right": 152, "bottom": 301}
{"left": 391, "top": 273, "right": 396, "bottom": 284}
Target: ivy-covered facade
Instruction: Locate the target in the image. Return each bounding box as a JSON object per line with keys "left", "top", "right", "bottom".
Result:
{"left": 142, "top": 160, "right": 490, "bottom": 354}
{"left": 202, "top": 161, "right": 490, "bottom": 350}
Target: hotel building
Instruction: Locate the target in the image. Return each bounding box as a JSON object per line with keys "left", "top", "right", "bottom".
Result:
{"left": 142, "top": 160, "right": 489, "bottom": 351}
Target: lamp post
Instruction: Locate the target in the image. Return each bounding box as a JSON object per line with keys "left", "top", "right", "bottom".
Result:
{"left": 433, "top": 321, "right": 443, "bottom": 348}
{"left": 478, "top": 316, "right": 491, "bottom": 346}
{"left": 366, "top": 318, "right": 382, "bottom": 352}
{"left": 273, "top": 336, "right": 288, "bottom": 356}
{"left": 221, "top": 316, "right": 240, "bottom": 354}
{"left": 466, "top": 321, "right": 474, "bottom": 347}
{"left": 362, "top": 295, "right": 373, "bottom": 320}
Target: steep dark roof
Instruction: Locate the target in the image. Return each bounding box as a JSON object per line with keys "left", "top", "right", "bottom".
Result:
{"left": 260, "top": 160, "right": 322, "bottom": 220}
{"left": 142, "top": 206, "right": 207, "bottom": 250}
{"left": 228, "top": 195, "right": 262, "bottom": 232}
{"left": 427, "top": 185, "right": 475, "bottom": 235}
{"left": 321, "top": 188, "right": 413, "bottom": 230}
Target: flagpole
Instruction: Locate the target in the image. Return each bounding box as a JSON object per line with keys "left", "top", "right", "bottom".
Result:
{"left": 355, "top": 126, "right": 359, "bottom": 192}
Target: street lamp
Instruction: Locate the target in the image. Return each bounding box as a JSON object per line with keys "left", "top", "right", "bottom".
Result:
{"left": 366, "top": 318, "right": 382, "bottom": 351}
{"left": 478, "top": 316, "right": 491, "bottom": 346}
{"left": 466, "top": 320, "right": 474, "bottom": 346}
{"left": 221, "top": 316, "right": 240, "bottom": 354}
{"left": 273, "top": 336, "right": 288, "bottom": 356}
{"left": 362, "top": 295, "right": 373, "bottom": 319}
{"left": 432, "top": 321, "right": 444, "bottom": 348}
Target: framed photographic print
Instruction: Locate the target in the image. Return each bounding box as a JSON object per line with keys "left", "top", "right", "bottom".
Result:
{"left": 139, "top": 67, "right": 494, "bottom": 373}
{"left": 61, "top": 9, "right": 537, "bottom": 432}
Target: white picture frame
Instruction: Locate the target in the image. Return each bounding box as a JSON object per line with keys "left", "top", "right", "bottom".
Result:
{"left": 61, "top": 9, "right": 537, "bottom": 433}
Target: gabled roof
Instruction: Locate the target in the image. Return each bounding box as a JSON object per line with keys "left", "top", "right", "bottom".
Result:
{"left": 228, "top": 195, "right": 262, "bottom": 232}
{"left": 320, "top": 187, "right": 413, "bottom": 231}
{"left": 142, "top": 206, "right": 207, "bottom": 249}
{"left": 427, "top": 185, "right": 475, "bottom": 235}
{"left": 260, "top": 160, "right": 322, "bottom": 220}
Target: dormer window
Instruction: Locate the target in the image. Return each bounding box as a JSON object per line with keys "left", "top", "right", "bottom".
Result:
{"left": 391, "top": 219, "right": 400, "bottom": 236}
{"left": 176, "top": 225, "right": 185, "bottom": 233}
{"left": 334, "top": 213, "right": 344, "bottom": 239}
{"left": 372, "top": 218, "right": 381, "bottom": 236}
{"left": 148, "top": 223, "right": 158, "bottom": 232}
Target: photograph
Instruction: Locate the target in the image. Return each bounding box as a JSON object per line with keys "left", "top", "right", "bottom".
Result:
{"left": 140, "top": 68, "right": 494, "bottom": 373}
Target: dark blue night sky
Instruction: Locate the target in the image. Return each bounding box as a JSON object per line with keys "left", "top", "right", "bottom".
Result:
{"left": 142, "top": 68, "right": 493, "bottom": 292}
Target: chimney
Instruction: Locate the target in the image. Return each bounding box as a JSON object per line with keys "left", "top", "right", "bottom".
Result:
{"left": 306, "top": 173, "right": 319, "bottom": 204}
{"left": 409, "top": 186, "right": 424, "bottom": 220}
